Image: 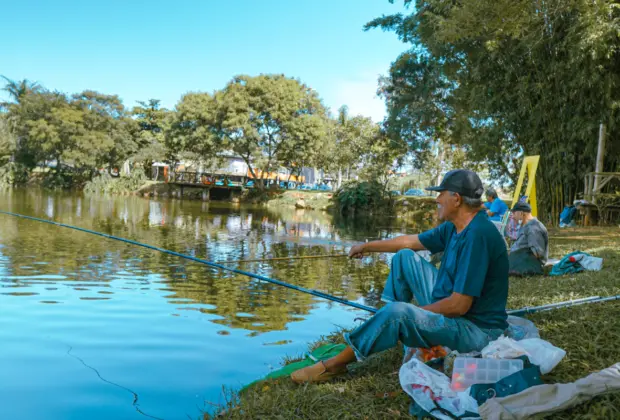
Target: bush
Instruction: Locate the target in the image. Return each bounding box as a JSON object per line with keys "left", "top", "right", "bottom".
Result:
{"left": 84, "top": 168, "right": 147, "bottom": 194}
{"left": 0, "top": 162, "right": 30, "bottom": 187}
{"left": 41, "top": 171, "right": 74, "bottom": 190}
{"left": 334, "top": 180, "right": 391, "bottom": 214}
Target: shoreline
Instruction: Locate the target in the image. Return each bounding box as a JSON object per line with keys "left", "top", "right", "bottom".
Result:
{"left": 207, "top": 226, "right": 620, "bottom": 419}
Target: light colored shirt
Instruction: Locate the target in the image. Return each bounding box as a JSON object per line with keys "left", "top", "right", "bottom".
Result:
{"left": 510, "top": 218, "right": 549, "bottom": 264}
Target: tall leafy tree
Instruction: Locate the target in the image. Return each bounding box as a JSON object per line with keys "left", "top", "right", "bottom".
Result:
{"left": 368, "top": 0, "right": 620, "bottom": 220}
{"left": 71, "top": 91, "right": 137, "bottom": 172}
{"left": 132, "top": 99, "right": 170, "bottom": 172}
{"left": 0, "top": 115, "right": 15, "bottom": 167}
{"left": 172, "top": 75, "right": 329, "bottom": 189}
{"left": 168, "top": 91, "right": 223, "bottom": 171}
{"left": 1, "top": 76, "right": 41, "bottom": 108}
{"left": 329, "top": 107, "right": 383, "bottom": 187}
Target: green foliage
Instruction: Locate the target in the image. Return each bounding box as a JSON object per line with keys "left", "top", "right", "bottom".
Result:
{"left": 132, "top": 99, "right": 170, "bottom": 167}
{"left": 1, "top": 79, "right": 141, "bottom": 188}
{"left": 323, "top": 106, "right": 407, "bottom": 189}
{"left": 2, "top": 74, "right": 408, "bottom": 194}
{"left": 368, "top": 0, "right": 620, "bottom": 221}
{"left": 171, "top": 75, "right": 330, "bottom": 189}
{"left": 84, "top": 167, "right": 147, "bottom": 195}
{"left": 41, "top": 171, "right": 73, "bottom": 190}
{"left": 334, "top": 180, "right": 391, "bottom": 214}
{"left": 0, "top": 162, "right": 29, "bottom": 187}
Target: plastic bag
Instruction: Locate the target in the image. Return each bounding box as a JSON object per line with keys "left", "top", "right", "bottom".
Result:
{"left": 518, "top": 339, "right": 566, "bottom": 374}
{"left": 481, "top": 336, "right": 566, "bottom": 374}
{"left": 399, "top": 358, "right": 480, "bottom": 420}
{"left": 505, "top": 315, "right": 540, "bottom": 340}
{"left": 574, "top": 254, "right": 603, "bottom": 271}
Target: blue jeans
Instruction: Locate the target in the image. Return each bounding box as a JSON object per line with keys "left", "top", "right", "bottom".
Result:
{"left": 344, "top": 249, "right": 503, "bottom": 361}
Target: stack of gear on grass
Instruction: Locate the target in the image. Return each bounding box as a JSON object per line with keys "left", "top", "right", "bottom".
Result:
{"left": 398, "top": 317, "right": 620, "bottom": 419}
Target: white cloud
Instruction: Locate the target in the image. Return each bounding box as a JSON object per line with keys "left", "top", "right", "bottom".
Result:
{"left": 328, "top": 69, "right": 387, "bottom": 123}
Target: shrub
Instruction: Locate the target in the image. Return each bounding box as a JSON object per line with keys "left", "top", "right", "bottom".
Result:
{"left": 0, "top": 162, "right": 30, "bottom": 187}
{"left": 334, "top": 180, "right": 391, "bottom": 214}
{"left": 84, "top": 168, "right": 147, "bottom": 195}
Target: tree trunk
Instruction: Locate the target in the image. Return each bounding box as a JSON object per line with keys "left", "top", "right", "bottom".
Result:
{"left": 337, "top": 167, "right": 342, "bottom": 188}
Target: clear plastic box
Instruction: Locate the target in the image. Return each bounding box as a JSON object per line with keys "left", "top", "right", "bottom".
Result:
{"left": 451, "top": 357, "right": 523, "bottom": 391}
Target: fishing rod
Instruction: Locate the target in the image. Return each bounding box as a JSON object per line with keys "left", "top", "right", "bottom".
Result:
{"left": 2, "top": 211, "right": 619, "bottom": 318}
{"left": 0, "top": 210, "right": 378, "bottom": 314}
{"left": 507, "top": 295, "right": 620, "bottom": 316}
{"left": 218, "top": 254, "right": 349, "bottom": 264}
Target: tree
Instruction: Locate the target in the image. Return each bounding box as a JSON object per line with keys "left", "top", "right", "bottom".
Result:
{"left": 168, "top": 91, "right": 224, "bottom": 172}
{"left": 367, "top": 0, "right": 620, "bottom": 221}
{"left": 71, "top": 90, "right": 137, "bottom": 172}
{"left": 0, "top": 115, "right": 16, "bottom": 166}
{"left": 172, "top": 75, "right": 329, "bottom": 189}
{"left": 2, "top": 82, "right": 138, "bottom": 184}
{"left": 1, "top": 76, "right": 41, "bottom": 108}
{"left": 8, "top": 89, "right": 68, "bottom": 171}
{"left": 328, "top": 107, "right": 383, "bottom": 187}
{"left": 132, "top": 99, "right": 170, "bottom": 175}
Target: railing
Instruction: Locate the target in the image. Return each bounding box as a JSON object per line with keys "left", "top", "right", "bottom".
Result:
{"left": 583, "top": 172, "right": 620, "bottom": 202}
{"left": 167, "top": 171, "right": 248, "bottom": 187}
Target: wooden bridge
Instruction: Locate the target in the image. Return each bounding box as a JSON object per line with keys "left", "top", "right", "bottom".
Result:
{"left": 167, "top": 171, "right": 248, "bottom": 189}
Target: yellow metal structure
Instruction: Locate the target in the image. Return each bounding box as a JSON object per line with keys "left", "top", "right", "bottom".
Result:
{"left": 511, "top": 155, "right": 540, "bottom": 217}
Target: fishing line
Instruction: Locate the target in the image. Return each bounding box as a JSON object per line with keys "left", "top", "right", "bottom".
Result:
{"left": 66, "top": 346, "right": 163, "bottom": 420}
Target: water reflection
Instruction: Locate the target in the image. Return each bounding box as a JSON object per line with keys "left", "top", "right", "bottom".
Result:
{"left": 0, "top": 188, "right": 430, "bottom": 419}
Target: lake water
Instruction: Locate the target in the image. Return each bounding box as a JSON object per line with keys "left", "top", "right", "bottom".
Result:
{"left": 0, "top": 189, "right": 429, "bottom": 419}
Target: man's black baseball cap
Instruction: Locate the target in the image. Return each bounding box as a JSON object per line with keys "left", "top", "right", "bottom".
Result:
{"left": 425, "top": 169, "right": 484, "bottom": 199}
{"left": 511, "top": 202, "right": 532, "bottom": 213}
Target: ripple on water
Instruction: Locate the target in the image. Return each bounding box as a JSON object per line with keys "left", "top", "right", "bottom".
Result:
{"left": 78, "top": 297, "right": 111, "bottom": 301}
{"left": 1, "top": 292, "right": 39, "bottom": 296}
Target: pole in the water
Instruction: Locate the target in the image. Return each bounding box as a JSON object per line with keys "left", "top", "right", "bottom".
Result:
{"left": 0, "top": 210, "right": 378, "bottom": 314}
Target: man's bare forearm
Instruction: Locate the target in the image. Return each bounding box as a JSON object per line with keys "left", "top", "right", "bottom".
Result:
{"left": 361, "top": 235, "right": 425, "bottom": 254}
{"left": 422, "top": 293, "right": 473, "bottom": 318}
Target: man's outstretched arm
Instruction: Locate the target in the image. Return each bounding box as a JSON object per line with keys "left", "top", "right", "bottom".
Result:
{"left": 348, "top": 235, "right": 426, "bottom": 258}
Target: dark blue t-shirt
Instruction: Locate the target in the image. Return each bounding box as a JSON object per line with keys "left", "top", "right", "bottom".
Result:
{"left": 418, "top": 211, "right": 509, "bottom": 330}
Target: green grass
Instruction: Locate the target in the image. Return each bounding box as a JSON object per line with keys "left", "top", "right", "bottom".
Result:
{"left": 207, "top": 227, "right": 620, "bottom": 419}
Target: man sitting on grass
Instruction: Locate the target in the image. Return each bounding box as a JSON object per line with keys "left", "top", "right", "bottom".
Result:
{"left": 291, "top": 169, "right": 509, "bottom": 384}
{"left": 508, "top": 202, "right": 549, "bottom": 276}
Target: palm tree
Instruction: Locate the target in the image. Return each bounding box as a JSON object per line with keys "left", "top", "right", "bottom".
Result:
{"left": 1, "top": 76, "right": 41, "bottom": 106}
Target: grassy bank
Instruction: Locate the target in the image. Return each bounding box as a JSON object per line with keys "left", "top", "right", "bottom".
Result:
{"left": 208, "top": 227, "right": 620, "bottom": 419}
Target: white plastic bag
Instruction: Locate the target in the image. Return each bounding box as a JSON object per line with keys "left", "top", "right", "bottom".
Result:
{"left": 518, "top": 339, "right": 566, "bottom": 374}
{"left": 481, "top": 336, "right": 566, "bottom": 374}
{"left": 577, "top": 255, "right": 603, "bottom": 271}
{"left": 399, "top": 358, "right": 480, "bottom": 420}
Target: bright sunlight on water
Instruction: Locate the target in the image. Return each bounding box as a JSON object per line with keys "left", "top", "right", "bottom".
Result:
{"left": 0, "top": 189, "right": 429, "bottom": 419}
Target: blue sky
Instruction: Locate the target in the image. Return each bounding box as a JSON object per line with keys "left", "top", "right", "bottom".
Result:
{"left": 1, "top": 0, "right": 409, "bottom": 122}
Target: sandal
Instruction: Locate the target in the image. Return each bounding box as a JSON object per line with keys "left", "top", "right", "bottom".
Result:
{"left": 291, "top": 361, "right": 347, "bottom": 384}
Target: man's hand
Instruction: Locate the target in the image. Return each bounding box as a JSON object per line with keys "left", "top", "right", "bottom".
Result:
{"left": 348, "top": 243, "right": 366, "bottom": 259}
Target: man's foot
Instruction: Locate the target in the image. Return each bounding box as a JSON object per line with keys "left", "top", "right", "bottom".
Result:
{"left": 291, "top": 361, "right": 347, "bottom": 384}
